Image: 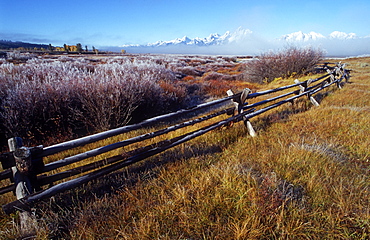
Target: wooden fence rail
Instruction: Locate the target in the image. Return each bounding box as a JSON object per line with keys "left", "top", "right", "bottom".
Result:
{"left": 0, "top": 62, "right": 349, "bottom": 221}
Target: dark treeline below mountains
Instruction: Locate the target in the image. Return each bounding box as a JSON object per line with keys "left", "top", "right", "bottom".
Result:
{"left": 0, "top": 40, "right": 49, "bottom": 50}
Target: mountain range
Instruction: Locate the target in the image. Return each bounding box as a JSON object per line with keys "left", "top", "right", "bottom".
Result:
{"left": 123, "top": 27, "right": 253, "bottom": 48}
{"left": 280, "top": 31, "right": 358, "bottom": 42}
{"left": 122, "top": 28, "right": 365, "bottom": 48}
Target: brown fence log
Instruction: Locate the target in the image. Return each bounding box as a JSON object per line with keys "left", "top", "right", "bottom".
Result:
{"left": 41, "top": 106, "right": 235, "bottom": 174}
{"left": 3, "top": 107, "right": 258, "bottom": 214}
{"left": 40, "top": 95, "right": 240, "bottom": 157}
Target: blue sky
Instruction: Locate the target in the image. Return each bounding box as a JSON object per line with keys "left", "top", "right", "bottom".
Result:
{"left": 1, "top": 0, "right": 369, "bottom": 48}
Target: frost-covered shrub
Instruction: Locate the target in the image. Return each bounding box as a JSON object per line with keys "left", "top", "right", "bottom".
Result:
{"left": 175, "top": 66, "right": 204, "bottom": 77}
{"left": 7, "top": 51, "right": 36, "bottom": 62}
{"left": 202, "top": 71, "right": 234, "bottom": 81}
{"left": 244, "top": 46, "right": 324, "bottom": 83}
{"left": 0, "top": 58, "right": 186, "bottom": 145}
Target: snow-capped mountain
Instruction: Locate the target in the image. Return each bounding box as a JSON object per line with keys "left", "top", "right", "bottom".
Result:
{"left": 329, "top": 31, "right": 357, "bottom": 39}
{"left": 281, "top": 31, "right": 325, "bottom": 42}
{"left": 280, "top": 31, "right": 358, "bottom": 41}
{"left": 122, "top": 29, "right": 363, "bottom": 49}
{"left": 122, "top": 27, "right": 252, "bottom": 48}
{"left": 228, "top": 28, "right": 253, "bottom": 42}
{"left": 116, "top": 28, "right": 369, "bottom": 56}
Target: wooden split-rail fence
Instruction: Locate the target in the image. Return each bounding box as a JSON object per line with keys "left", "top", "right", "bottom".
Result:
{"left": 0, "top": 62, "right": 349, "bottom": 232}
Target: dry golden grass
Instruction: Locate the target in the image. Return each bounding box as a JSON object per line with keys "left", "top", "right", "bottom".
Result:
{"left": 1, "top": 57, "right": 369, "bottom": 239}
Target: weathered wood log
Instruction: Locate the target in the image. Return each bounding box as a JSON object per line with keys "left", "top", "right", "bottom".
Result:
{"left": 294, "top": 79, "right": 320, "bottom": 106}
{"left": 227, "top": 88, "right": 256, "bottom": 137}
{"left": 334, "top": 65, "right": 344, "bottom": 89}
{"left": 294, "top": 79, "right": 306, "bottom": 94}
{"left": 0, "top": 184, "right": 15, "bottom": 195}
{"left": 0, "top": 82, "right": 302, "bottom": 180}
{"left": 4, "top": 109, "right": 251, "bottom": 214}
{"left": 309, "top": 94, "right": 320, "bottom": 107}
{"left": 310, "top": 74, "right": 341, "bottom": 95}
{"left": 1, "top": 105, "right": 256, "bottom": 194}
{"left": 40, "top": 94, "right": 240, "bottom": 157}
{"left": 8, "top": 138, "right": 33, "bottom": 197}
{"left": 38, "top": 126, "right": 214, "bottom": 186}
{"left": 326, "top": 68, "right": 337, "bottom": 83}
{"left": 8, "top": 138, "right": 37, "bottom": 237}
{"left": 245, "top": 121, "right": 257, "bottom": 137}
{"left": 242, "top": 90, "right": 298, "bottom": 111}
{"left": 305, "top": 78, "right": 330, "bottom": 92}
{"left": 0, "top": 169, "right": 12, "bottom": 181}
{"left": 41, "top": 106, "right": 234, "bottom": 173}
{"left": 241, "top": 71, "right": 342, "bottom": 125}
{"left": 248, "top": 73, "right": 330, "bottom": 99}
{"left": 0, "top": 145, "right": 43, "bottom": 195}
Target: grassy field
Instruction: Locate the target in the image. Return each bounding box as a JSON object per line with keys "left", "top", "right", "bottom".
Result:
{"left": 0, "top": 57, "right": 369, "bottom": 239}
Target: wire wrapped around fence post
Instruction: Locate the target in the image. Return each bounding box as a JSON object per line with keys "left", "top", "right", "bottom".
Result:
{"left": 227, "top": 88, "right": 256, "bottom": 137}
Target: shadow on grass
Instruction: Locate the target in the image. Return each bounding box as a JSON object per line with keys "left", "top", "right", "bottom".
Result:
{"left": 34, "top": 142, "right": 225, "bottom": 239}
{"left": 252, "top": 86, "right": 339, "bottom": 133}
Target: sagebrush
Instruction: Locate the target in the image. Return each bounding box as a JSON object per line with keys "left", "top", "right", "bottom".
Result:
{"left": 0, "top": 57, "right": 187, "bottom": 146}
{"left": 244, "top": 46, "right": 324, "bottom": 83}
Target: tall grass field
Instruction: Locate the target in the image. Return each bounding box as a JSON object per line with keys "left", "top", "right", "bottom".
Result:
{"left": 0, "top": 52, "right": 369, "bottom": 239}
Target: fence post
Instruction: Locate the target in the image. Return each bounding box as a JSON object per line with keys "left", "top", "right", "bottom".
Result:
{"left": 294, "top": 79, "right": 305, "bottom": 94}
{"left": 308, "top": 93, "right": 320, "bottom": 107}
{"left": 227, "top": 88, "right": 256, "bottom": 137}
{"left": 335, "top": 62, "right": 346, "bottom": 89}
{"left": 8, "top": 137, "right": 37, "bottom": 237}
{"left": 339, "top": 63, "right": 350, "bottom": 83}
{"left": 326, "top": 68, "right": 336, "bottom": 84}
{"left": 294, "top": 79, "right": 319, "bottom": 107}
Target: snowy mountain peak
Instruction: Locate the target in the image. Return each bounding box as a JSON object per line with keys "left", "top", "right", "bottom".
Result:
{"left": 121, "top": 29, "right": 364, "bottom": 51}
{"left": 228, "top": 27, "right": 253, "bottom": 42}
{"left": 329, "top": 31, "right": 357, "bottom": 39}
{"left": 172, "top": 36, "right": 191, "bottom": 44}
{"left": 122, "top": 27, "right": 252, "bottom": 48}
{"left": 281, "top": 31, "right": 359, "bottom": 42}
{"left": 206, "top": 33, "right": 221, "bottom": 41}
{"left": 281, "top": 31, "right": 325, "bottom": 42}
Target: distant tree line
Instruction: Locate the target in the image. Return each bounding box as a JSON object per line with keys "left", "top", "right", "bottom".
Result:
{"left": 57, "top": 43, "right": 98, "bottom": 53}
{"left": 0, "top": 40, "right": 99, "bottom": 54}
{"left": 0, "top": 40, "right": 49, "bottom": 50}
